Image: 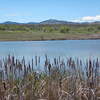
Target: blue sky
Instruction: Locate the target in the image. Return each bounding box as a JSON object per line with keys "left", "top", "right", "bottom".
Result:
{"left": 0, "top": 0, "right": 100, "bottom": 22}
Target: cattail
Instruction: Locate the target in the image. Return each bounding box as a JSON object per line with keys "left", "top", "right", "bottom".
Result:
{"left": 3, "top": 82, "right": 6, "bottom": 90}
{"left": 8, "top": 55, "right": 11, "bottom": 64}
{"left": 48, "top": 63, "right": 51, "bottom": 74}
{"left": 32, "top": 58, "right": 34, "bottom": 71}
{"left": 54, "top": 58, "right": 56, "bottom": 65}
{"left": 80, "top": 59, "right": 82, "bottom": 66}
{"left": 59, "top": 56, "right": 60, "bottom": 63}
{"left": 22, "top": 56, "right": 25, "bottom": 66}
{"left": 89, "top": 59, "right": 92, "bottom": 78}
{"left": 24, "top": 64, "right": 27, "bottom": 77}
{"left": 38, "top": 56, "right": 40, "bottom": 64}
{"left": 28, "top": 62, "right": 31, "bottom": 72}
{"left": 35, "top": 56, "right": 37, "bottom": 66}
{"left": 96, "top": 58, "right": 99, "bottom": 68}
{"left": 12, "top": 56, "right": 15, "bottom": 66}
{"left": 0, "top": 60, "right": 2, "bottom": 69}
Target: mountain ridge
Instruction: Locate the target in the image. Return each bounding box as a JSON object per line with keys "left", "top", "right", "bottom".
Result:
{"left": 0, "top": 19, "right": 100, "bottom": 25}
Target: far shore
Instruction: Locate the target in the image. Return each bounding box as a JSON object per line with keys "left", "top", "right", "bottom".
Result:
{"left": 0, "top": 32, "right": 100, "bottom": 41}
{"left": 0, "top": 23, "right": 100, "bottom": 41}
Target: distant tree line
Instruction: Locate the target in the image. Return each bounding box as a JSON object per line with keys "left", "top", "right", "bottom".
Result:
{"left": 0, "top": 24, "right": 100, "bottom": 34}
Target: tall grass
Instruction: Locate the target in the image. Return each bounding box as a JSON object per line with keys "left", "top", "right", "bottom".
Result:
{"left": 0, "top": 55, "right": 100, "bottom": 100}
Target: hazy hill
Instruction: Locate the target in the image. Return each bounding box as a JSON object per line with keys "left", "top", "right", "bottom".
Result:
{"left": 1, "top": 21, "right": 20, "bottom": 24}
{"left": 0, "top": 19, "right": 79, "bottom": 25}
{"left": 40, "top": 19, "right": 77, "bottom": 24}
{"left": 1, "top": 19, "right": 100, "bottom": 25}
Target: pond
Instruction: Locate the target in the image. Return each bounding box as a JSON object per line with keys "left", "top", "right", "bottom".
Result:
{"left": 0, "top": 40, "right": 100, "bottom": 77}
{"left": 0, "top": 40, "right": 100, "bottom": 61}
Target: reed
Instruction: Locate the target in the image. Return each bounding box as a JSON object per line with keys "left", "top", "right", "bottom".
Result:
{"left": 0, "top": 55, "right": 100, "bottom": 100}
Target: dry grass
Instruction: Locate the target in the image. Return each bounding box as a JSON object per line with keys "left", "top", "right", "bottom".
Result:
{"left": 0, "top": 30, "right": 100, "bottom": 41}
{"left": 0, "top": 55, "right": 100, "bottom": 100}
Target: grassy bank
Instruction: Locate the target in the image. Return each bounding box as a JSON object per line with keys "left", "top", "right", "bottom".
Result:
{"left": 0, "top": 24, "right": 100, "bottom": 41}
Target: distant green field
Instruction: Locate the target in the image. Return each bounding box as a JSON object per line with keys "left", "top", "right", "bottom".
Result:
{"left": 0, "top": 24, "right": 100, "bottom": 41}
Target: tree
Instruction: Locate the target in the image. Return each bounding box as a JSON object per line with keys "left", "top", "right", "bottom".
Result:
{"left": 60, "top": 26, "right": 70, "bottom": 33}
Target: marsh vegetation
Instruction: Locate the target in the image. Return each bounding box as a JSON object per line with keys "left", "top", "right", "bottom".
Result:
{"left": 0, "top": 55, "right": 100, "bottom": 100}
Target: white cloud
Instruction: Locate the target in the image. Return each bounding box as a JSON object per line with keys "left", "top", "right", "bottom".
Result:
{"left": 82, "top": 15, "right": 100, "bottom": 21}
{"left": 71, "top": 15, "right": 100, "bottom": 22}
{"left": 5, "top": 13, "right": 19, "bottom": 17}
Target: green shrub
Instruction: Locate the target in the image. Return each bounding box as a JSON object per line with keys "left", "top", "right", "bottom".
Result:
{"left": 60, "top": 26, "right": 70, "bottom": 33}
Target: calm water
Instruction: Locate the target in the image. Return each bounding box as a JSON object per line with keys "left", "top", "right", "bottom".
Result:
{"left": 0, "top": 40, "right": 100, "bottom": 62}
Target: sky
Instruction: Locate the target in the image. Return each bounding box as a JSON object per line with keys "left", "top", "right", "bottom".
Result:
{"left": 0, "top": 0, "right": 100, "bottom": 22}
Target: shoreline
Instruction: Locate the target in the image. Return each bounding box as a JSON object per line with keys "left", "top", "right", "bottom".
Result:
{"left": 0, "top": 31, "right": 100, "bottom": 41}
{"left": 0, "top": 37, "right": 100, "bottom": 42}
